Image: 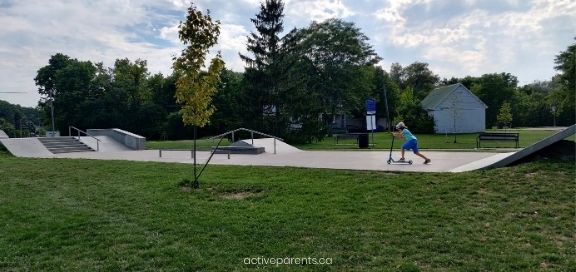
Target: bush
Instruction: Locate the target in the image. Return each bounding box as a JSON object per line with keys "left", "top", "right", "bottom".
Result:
{"left": 393, "top": 105, "right": 435, "bottom": 134}
{"left": 0, "top": 118, "right": 16, "bottom": 138}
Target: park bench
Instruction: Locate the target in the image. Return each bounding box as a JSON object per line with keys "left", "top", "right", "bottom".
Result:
{"left": 334, "top": 133, "right": 360, "bottom": 144}
{"left": 476, "top": 132, "right": 519, "bottom": 148}
{"left": 335, "top": 133, "right": 370, "bottom": 144}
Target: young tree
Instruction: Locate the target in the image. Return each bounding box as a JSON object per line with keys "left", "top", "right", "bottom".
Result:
{"left": 173, "top": 3, "right": 225, "bottom": 188}
{"left": 497, "top": 101, "right": 513, "bottom": 129}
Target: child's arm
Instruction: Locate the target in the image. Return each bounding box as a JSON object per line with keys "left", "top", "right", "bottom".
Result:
{"left": 393, "top": 130, "right": 404, "bottom": 139}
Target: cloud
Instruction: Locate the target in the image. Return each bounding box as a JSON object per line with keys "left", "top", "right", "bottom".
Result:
{"left": 213, "top": 23, "right": 250, "bottom": 71}
{"left": 0, "top": 0, "right": 183, "bottom": 106}
{"left": 0, "top": 0, "right": 575, "bottom": 107}
{"left": 159, "top": 24, "right": 180, "bottom": 44}
{"left": 372, "top": 0, "right": 576, "bottom": 82}
{"left": 285, "top": 0, "right": 354, "bottom": 23}
{"left": 374, "top": 0, "right": 425, "bottom": 24}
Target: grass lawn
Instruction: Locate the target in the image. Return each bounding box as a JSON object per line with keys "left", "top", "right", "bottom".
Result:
{"left": 295, "top": 129, "right": 563, "bottom": 150}
{"left": 146, "top": 129, "right": 565, "bottom": 151}
{"left": 146, "top": 138, "right": 231, "bottom": 151}
{"left": 0, "top": 150, "right": 574, "bottom": 271}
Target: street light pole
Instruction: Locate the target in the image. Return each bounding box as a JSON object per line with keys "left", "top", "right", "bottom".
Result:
{"left": 50, "top": 100, "right": 55, "bottom": 137}
{"left": 551, "top": 105, "right": 557, "bottom": 128}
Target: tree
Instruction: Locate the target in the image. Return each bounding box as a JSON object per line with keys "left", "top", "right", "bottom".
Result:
{"left": 0, "top": 100, "right": 38, "bottom": 137}
{"left": 35, "top": 53, "right": 72, "bottom": 102}
{"left": 402, "top": 62, "right": 440, "bottom": 100}
{"left": 113, "top": 58, "right": 150, "bottom": 106}
{"left": 35, "top": 53, "right": 72, "bottom": 133}
{"left": 388, "top": 62, "right": 439, "bottom": 100}
{"left": 497, "top": 102, "right": 513, "bottom": 129}
{"left": 513, "top": 81, "right": 555, "bottom": 127}
{"left": 211, "top": 69, "right": 245, "bottom": 131}
{"left": 279, "top": 19, "right": 381, "bottom": 141}
{"left": 471, "top": 73, "right": 518, "bottom": 128}
{"left": 393, "top": 87, "right": 434, "bottom": 133}
{"left": 173, "top": 3, "right": 225, "bottom": 188}
{"left": 0, "top": 118, "right": 16, "bottom": 138}
{"left": 54, "top": 59, "right": 97, "bottom": 132}
{"left": 552, "top": 38, "right": 576, "bottom": 125}
{"left": 239, "top": 0, "right": 285, "bottom": 134}
{"left": 373, "top": 67, "right": 401, "bottom": 130}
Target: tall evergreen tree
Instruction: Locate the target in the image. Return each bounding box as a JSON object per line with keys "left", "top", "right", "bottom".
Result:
{"left": 239, "top": 0, "right": 285, "bottom": 134}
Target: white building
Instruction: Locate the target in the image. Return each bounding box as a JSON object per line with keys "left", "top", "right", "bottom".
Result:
{"left": 421, "top": 83, "right": 487, "bottom": 134}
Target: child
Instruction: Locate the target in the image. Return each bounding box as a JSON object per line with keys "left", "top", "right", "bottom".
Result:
{"left": 393, "top": 122, "right": 431, "bottom": 164}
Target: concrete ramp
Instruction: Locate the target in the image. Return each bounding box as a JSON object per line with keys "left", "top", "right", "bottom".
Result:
{"left": 0, "top": 129, "right": 8, "bottom": 139}
{"left": 451, "top": 124, "right": 576, "bottom": 172}
{"left": 78, "top": 135, "right": 133, "bottom": 152}
{"left": 0, "top": 138, "right": 53, "bottom": 157}
{"left": 240, "top": 138, "right": 302, "bottom": 154}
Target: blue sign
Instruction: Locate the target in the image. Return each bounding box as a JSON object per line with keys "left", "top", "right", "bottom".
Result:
{"left": 365, "top": 99, "right": 376, "bottom": 114}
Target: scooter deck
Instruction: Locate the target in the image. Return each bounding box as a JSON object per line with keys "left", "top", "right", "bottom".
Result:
{"left": 387, "top": 158, "right": 413, "bottom": 165}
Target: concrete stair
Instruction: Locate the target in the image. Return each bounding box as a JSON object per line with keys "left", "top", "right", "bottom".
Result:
{"left": 38, "top": 137, "right": 95, "bottom": 154}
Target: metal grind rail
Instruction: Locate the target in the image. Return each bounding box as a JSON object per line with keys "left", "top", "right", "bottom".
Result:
{"left": 68, "top": 126, "right": 101, "bottom": 151}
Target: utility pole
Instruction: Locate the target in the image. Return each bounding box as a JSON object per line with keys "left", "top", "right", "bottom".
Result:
{"left": 383, "top": 82, "right": 391, "bottom": 131}
{"left": 551, "top": 104, "right": 557, "bottom": 127}
{"left": 50, "top": 100, "right": 56, "bottom": 137}
{"left": 452, "top": 93, "right": 459, "bottom": 143}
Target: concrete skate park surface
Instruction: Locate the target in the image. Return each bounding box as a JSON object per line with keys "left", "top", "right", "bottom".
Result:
{"left": 2, "top": 125, "right": 574, "bottom": 173}
{"left": 51, "top": 148, "right": 502, "bottom": 172}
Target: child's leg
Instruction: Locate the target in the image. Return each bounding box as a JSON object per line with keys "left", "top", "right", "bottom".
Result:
{"left": 401, "top": 148, "right": 405, "bottom": 160}
{"left": 413, "top": 141, "right": 431, "bottom": 163}
{"left": 415, "top": 152, "right": 428, "bottom": 160}
{"left": 415, "top": 152, "right": 431, "bottom": 164}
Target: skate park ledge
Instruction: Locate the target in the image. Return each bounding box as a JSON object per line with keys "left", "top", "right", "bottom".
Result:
{"left": 87, "top": 128, "right": 145, "bottom": 150}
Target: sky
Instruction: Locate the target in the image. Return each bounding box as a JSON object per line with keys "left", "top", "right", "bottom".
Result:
{"left": 0, "top": 0, "right": 574, "bottom": 107}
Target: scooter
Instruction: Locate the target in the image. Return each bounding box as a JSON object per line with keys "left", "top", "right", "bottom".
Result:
{"left": 387, "top": 132, "right": 413, "bottom": 165}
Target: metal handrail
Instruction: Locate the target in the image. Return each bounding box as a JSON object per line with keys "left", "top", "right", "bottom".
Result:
{"left": 68, "top": 126, "right": 101, "bottom": 151}
{"left": 208, "top": 127, "right": 283, "bottom": 154}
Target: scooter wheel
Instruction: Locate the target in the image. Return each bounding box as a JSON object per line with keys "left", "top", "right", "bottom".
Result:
{"left": 387, "top": 159, "right": 392, "bottom": 164}
{"left": 408, "top": 160, "right": 413, "bottom": 165}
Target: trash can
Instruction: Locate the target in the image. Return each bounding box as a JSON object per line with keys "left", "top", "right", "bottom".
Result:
{"left": 358, "top": 133, "right": 369, "bottom": 149}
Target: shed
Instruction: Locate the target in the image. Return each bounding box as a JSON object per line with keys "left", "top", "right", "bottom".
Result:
{"left": 421, "top": 83, "right": 487, "bottom": 134}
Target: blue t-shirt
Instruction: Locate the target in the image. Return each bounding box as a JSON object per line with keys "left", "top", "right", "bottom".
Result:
{"left": 402, "top": 128, "right": 417, "bottom": 142}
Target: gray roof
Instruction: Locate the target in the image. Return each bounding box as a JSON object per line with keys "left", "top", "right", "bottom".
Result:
{"left": 421, "top": 83, "right": 486, "bottom": 110}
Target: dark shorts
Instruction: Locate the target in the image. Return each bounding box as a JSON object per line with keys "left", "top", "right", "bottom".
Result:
{"left": 402, "top": 139, "right": 419, "bottom": 154}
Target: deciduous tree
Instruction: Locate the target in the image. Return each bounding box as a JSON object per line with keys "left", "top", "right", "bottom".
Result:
{"left": 173, "top": 3, "right": 225, "bottom": 188}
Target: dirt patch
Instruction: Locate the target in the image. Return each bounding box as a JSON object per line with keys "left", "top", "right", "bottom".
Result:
{"left": 220, "top": 190, "right": 263, "bottom": 200}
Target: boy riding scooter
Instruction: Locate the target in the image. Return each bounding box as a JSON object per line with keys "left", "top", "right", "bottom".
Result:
{"left": 393, "top": 122, "right": 431, "bottom": 164}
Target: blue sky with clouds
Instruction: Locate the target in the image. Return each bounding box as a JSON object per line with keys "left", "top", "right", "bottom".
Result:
{"left": 0, "top": 0, "right": 574, "bottom": 107}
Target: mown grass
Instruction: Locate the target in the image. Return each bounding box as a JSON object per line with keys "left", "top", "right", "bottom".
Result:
{"left": 0, "top": 150, "right": 574, "bottom": 271}
{"left": 146, "top": 138, "right": 231, "bottom": 151}
{"left": 147, "top": 129, "right": 560, "bottom": 151}
{"left": 296, "top": 129, "right": 561, "bottom": 150}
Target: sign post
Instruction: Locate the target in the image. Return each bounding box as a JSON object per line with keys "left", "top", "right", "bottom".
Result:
{"left": 365, "top": 99, "right": 376, "bottom": 147}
